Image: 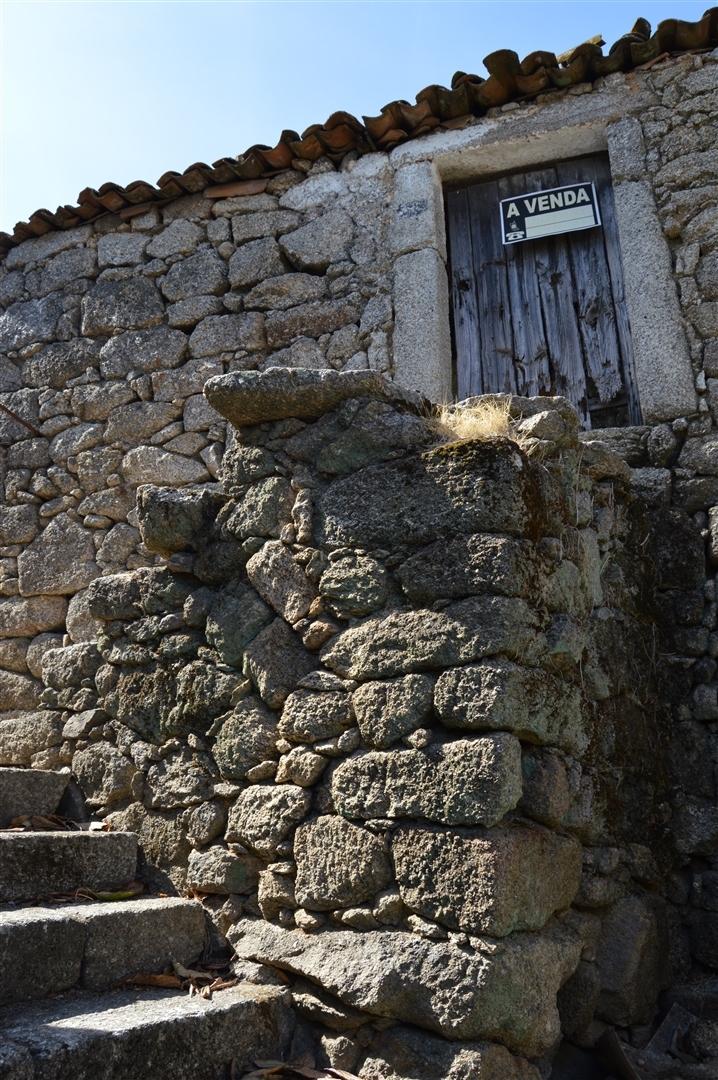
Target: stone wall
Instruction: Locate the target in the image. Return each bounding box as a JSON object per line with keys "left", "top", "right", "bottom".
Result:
{"left": 0, "top": 50, "right": 715, "bottom": 710}
{"left": 0, "top": 153, "right": 396, "bottom": 718}
{"left": 602, "top": 51, "right": 718, "bottom": 986}
{"left": 0, "top": 45, "right": 717, "bottom": 1076}
{"left": 10, "top": 368, "right": 677, "bottom": 1076}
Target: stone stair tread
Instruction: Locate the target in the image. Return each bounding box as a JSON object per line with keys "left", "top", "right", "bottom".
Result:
{"left": 0, "top": 769, "right": 69, "bottom": 826}
{"left": 0, "top": 897, "right": 207, "bottom": 1005}
{"left": 0, "top": 982, "right": 292, "bottom": 1080}
{"left": 0, "top": 831, "right": 137, "bottom": 902}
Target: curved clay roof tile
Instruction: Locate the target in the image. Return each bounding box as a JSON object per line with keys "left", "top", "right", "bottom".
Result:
{"left": 123, "top": 180, "right": 160, "bottom": 203}
{"left": 252, "top": 141, "right": 296, "bottom": 172}
{"left": 363, "top": 102, "right": 409, "bottom": 142}
{"left": 520, "top": 50, "right": 559, "bottom": 76}
{"left": 54, "top": 206, "right": 84, "bottom": 228}
{"left": 416, "top": 84, "right": 470, "bottom": 122}
{"left": 610, "top": 16, "right": 652, "bottom": 53}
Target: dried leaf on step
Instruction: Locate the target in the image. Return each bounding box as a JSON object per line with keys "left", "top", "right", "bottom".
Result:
{"left": 172, "top": 960, "right": 214, "bottom": 982}
{"left": 208, "top": 977, "right": 239, "bottom": 992}
{"left": 8, "top": 813, "right": 76, "bottom": 831}
{"left": 303, "top": 1069, "right": 362, "bottom": 1079}
{"left": 307, "top": 1068, "right": 360, "bottom": 1080}
{"left": 91, "top": 881, "right": 144, "bottom": 902}
{"left": 123, "top": 972, "right": 183, "bottom": 989}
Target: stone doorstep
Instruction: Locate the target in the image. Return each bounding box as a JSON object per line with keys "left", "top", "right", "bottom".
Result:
{"left": 0, "top": 831, "right": 138, "bottom": 903}
{"left": 0, "top": 767, "right": 69, "bottom": 826}
{"left": 0, "top": 897, "right": 207, "bottom": 1006}
{"left": 0, "top": 983, "right": 292, "bottom": 1080}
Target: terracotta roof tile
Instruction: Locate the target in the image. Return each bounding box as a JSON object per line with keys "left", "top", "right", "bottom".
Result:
{"left": 1, "top": 9, "right": 716, "bottom": 259}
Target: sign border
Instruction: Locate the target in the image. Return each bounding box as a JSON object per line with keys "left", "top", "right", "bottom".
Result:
{"left": 499, "top": 181, "right": 602, "bottom": 246}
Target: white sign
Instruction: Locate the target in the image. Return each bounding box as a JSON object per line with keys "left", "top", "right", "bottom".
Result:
{"left": 500, "top": 182, "right": 601, "bottom": 245}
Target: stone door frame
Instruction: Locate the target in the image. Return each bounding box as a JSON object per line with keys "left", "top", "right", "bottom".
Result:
{"left": 388, "top": 80, "right": 697, "bottom": 423}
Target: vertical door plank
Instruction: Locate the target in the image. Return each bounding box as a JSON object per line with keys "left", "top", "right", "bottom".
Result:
{"left": 446, "top": 188, "right": 483, "bottom": 400}
{"left": 536, "top": 236, "right": 591, "bottom": 427}
{"left": 556, "top": 158, "right": 624, "bottom": 412}
{"left": 498, "top": 174, "right": 551, "bottom": 397}
{"left": 518, "top": 167, "right": 590, "bottom": 425}
{"left": 468, "top": 180, "right": 517, "bottom": 395}
{"left": 591, "top": 156, "right": 642, "bottom": 424}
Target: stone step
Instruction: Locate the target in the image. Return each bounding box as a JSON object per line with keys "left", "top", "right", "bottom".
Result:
{"left": 0, "top": 897, "right": 207, "bottom": 1006}
{"left": 0, "top": 768, "right": 70, "bottom": 826}
{"left": 0, "top": 983, "right": 293, "bottom": 1080}
{"left": 0, "top": 832, "right": 137, "bottom": 902}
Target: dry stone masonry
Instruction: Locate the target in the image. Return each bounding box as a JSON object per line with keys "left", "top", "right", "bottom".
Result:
{"left": 0, "top": 27, "right": 717, "bottom": 1080}
{"left": 6, "top": 367, "right": 673, "bottom": 1076}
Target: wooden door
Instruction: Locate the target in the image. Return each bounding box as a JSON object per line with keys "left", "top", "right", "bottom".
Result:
{"left": 446, "top": 154, "right": 640, "bottom": 427}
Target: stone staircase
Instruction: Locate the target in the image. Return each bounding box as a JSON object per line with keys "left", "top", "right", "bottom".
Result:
{"left": 0, "top": 767, "right": 292, "bottom": 1079}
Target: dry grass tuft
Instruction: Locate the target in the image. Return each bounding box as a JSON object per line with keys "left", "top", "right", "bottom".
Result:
{"left": 429, "top": 397, "right": 528, "bottom": 448}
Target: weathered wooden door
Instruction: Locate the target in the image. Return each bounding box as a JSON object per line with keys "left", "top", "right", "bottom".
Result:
{"left": 446, "top": 154, "right": 640, "bottom": 427}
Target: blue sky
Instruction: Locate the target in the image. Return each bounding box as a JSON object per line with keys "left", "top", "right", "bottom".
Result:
{"left": 0, "top": 0, "right": 708, "bottom": 232}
